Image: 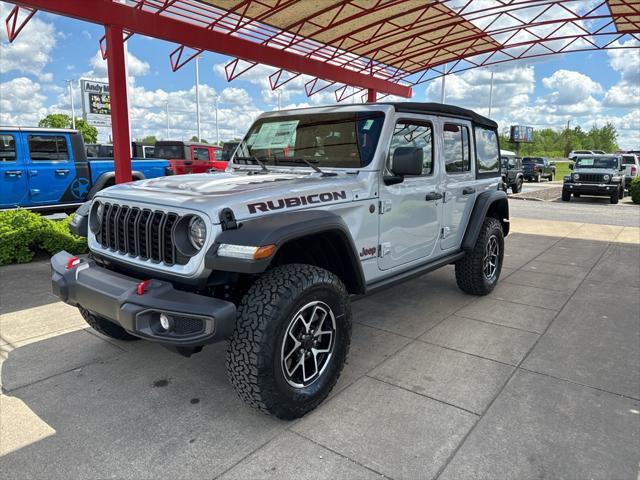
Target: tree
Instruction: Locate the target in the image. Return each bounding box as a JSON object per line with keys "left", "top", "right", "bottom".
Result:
{"left": 38, "top": 113, "right": 98, "bottom": 144}
{"left": 139, "top": 135, "right": 157, "bottom": 144}
{"left": 190, "top": 135, "right": 208, "bottom": 143}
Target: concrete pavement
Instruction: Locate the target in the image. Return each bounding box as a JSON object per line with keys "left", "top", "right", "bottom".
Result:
{"left": 1, "top": 220, "right": 639, "bottom": 479}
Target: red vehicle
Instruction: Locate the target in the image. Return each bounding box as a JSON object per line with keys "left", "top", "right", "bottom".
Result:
{"left": 154, "top": 141, "right": 226, "bottom": 175}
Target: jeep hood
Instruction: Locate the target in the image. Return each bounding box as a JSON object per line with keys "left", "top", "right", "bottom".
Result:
{"left": 574, "top": 168, "right": 618, "bottom": 175}
{"left": 95, "top": 171, "right": 364, "bottom": 222}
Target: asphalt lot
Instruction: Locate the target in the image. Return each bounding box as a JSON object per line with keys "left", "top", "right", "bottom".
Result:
{"left": 1, "top": 198, "right": 639, "bottom": 479}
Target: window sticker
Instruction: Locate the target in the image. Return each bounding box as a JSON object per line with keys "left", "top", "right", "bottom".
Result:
{"left": 362, "top": 119, "right": 374, "bottom": 131}
{"left": 251, "top": 120, "right": 299, "bottom": 149}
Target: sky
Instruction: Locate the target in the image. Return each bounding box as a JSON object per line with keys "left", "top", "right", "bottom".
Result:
{"left": 0, "top": 1, "right": 639, "bottom": 148}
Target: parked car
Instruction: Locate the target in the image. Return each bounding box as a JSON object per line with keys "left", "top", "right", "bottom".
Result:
{"left": 88, "top": 142, "right": 155, "bottom": 159}
{"left": 155, "top": 141, "right": 225, "bottom": 174}
{"left": 221, "top": 141, "right": 239, "bottom": 161}
{"left": 568, "top": 149, "right": 595, "bottom": 159}
{"left": 132, "top": 141, "right": 155, "bottom": 159}
{"left": 620, "top": 153, "right": 639, "bottom": 190}
{"left": 0, "top": 127, "right": 170, "bottom": 210}
{"left": 522, "top": 156, "right": 555, "bottom": 182}
{"left": 500, "top": 149, "right": 523, "bottom": 193}
{"left": 54, "top": 102, "right": 509, "bottom": 419}
{"left": 562, "top": 155, "right": 625, "bottom": 203}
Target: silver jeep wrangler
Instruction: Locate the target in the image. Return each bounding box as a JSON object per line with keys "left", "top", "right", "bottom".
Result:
{"left": 53, "top": 102, "right": 509, "bottom": 419}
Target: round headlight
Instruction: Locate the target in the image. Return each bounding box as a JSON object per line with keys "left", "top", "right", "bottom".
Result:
{"left": 572, "top": 173, "right": 580, "bottom": 181}
{"left": 188, "top": 216, "right": 207, "bottom": 250}
{"left": 96, "top": 202, "right": 104, "bottom": 221}
{"left": 603, "top": 174, "right": 610, "bottom": 182}
{"left": 89, "top": 201, "right": 104, "bottom": 234}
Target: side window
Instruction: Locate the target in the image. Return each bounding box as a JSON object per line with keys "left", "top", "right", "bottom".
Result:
{"left": 443, "top": 124, "right": 470, "bottom": 173}
{"left": 28, "top": 135, "right": 69, "bottom": 161}
{"left": 389, "top": 121, "right": 433, "bottom": 175}
{"left": 214, "top": 149, "right": 222, "bottom": 161}
{"left": 193, "top": 147, "right": 210, "bottom": 161}
{"left": 474, "top": 126, "right": 499, "bottom": 175}
{"left": 0, "top": 134, "right": 17, "bottom": 162}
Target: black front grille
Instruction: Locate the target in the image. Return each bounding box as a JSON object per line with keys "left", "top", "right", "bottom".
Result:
{"left": 97, "top": 203, "right": 184, "bottom": 265}
{"left": 578, "top": 173, "right": 605, "bottom": 183}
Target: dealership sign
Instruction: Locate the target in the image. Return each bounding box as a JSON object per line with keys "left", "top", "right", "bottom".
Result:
{"left": 510, "top": 125, "right": 534, "bottom": 143}
{"left": 81, "top": 79, "right": 111, "bottom": 127}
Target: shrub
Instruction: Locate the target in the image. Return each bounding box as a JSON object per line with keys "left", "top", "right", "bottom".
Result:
{"left": 630, "top": 176, "right": 640, "bottom": 205}
{"left": 0, "top": 209, "right": 87, "bottom": 266}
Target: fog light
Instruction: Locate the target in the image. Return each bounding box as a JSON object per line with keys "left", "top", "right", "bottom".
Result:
{"left": 159, "top": 313, "right": 171, "bottom": 331}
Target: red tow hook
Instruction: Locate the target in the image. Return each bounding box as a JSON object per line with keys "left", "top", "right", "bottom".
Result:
{"left": 66, "top": 256, "right": 81, "bottom": 269}
{"left": 136, "top": 279, "right": 152, "bottom": 295}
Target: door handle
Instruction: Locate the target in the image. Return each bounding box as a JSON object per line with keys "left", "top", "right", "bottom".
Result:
{"left": 425, "top": 192, "right": 443, "bottom": 201}
{"left": 462, "top": 187, "right": 476, "bottom": 195}
{"left": 4, "top": 170, "right": 22, "bottom": 177}
{"left": 55, "top": 169, "right": 70, "bottom": 175}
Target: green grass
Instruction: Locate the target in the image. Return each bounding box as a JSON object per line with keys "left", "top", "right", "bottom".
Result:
{"left": 553, "top": 161, "right": 572, "bottom": 180}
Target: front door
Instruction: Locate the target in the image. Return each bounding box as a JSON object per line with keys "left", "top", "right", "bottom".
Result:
{"left": 378, "top": 117, "right": 442, "bottom": 270}
{"left": 440, "top": 121, "right": 476, "bottom": 250}
{"left": 0, "top": 132, "right": 28, "bottom": 208}
{"left": 25, "top": 133, "right": 75, "bottom": 205}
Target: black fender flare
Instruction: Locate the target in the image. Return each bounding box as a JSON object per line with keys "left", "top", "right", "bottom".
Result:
{"left": 205, "top": 209, "right": 365, "bottom": 293}
{"left": 87, "top": 170, "right": 146, "bottom": 199}
{"left": 462, "top": 190, "right": 509, "bottom": 250}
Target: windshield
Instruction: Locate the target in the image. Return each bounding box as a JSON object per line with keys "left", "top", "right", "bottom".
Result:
{"left": 575, "top": 156, "right": 618, "bottom": 169}
{"left": 234, "top": 111, "right": 385, "bottom": 169}
{"left": 155, "top": 144, "right": 184, "bottom": 159}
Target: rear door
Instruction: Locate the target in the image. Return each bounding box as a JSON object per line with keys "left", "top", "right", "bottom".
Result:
{"left": 25, "top": 133, "right": 75, "bottom": 205}
{"left": 378, "top": 115, "right": 442, "bottom": 270}
{"left": 0, "top": 131, "right": 28, "bottom": 208}
{"left": 440, "top": 120, "right": 475, "bottom": 251}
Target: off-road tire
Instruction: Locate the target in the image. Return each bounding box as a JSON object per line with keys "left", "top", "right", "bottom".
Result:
{"left": 619, "top": 186, "right": 624, "bottom": 199}
{"left": 79, "top": 307, "right": 140, "bottom": 341}
{"left": 226, "top": 264, "right": 351, "bottom": 420}
{"left": 455, "top": 217, "right": 504, "bottom": 296}
{"left": 610, "top": 190, "right": 619, "bottom": 204}
{"left": 512, "top": 178, "right": 523, "bottom": 194}
{"left": 534, "top": 173, "right": 541, "bottom": 183}
{"left": 562, "top": 190, "right": 571, "bottom": 201}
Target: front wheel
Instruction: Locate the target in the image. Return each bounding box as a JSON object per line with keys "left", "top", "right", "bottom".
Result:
{"left": 455, "top": 217, "right": 504, "bottom": 296}
{"left": 562, "top": 190, "right": 571, "bottom": 201}
{"left": 619, "top": 186, "right": 624, "bottom": 199}
{"left": 226, "top": 264, "right": 351, "bottom": 419}
{"left": 610, "top": 190, "right": 619, "bottom": 204}
{"left": 512, "top": 178, "right": 523, "bottom": 194}
{"left": 534, "top": 173, "right": 541, "bottom": 183}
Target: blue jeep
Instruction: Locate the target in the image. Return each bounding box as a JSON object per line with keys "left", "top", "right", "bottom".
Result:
{"left": 0, "top": 127, "right": 170, "bottom": 209}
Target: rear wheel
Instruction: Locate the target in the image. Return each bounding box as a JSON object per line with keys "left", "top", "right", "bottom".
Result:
{"left": 226, "top": 264, "right": 351, "bottom": 419}
{"left": 79, "top": 308, "right": 140, "bottom": 341}
{"left": 455, "top": 217, "right": 504, "bottom": 296}
{"left": 562, "top": 190, "right": 571, "bottom": 201}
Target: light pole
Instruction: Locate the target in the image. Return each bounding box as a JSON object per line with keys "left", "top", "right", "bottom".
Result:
{"left": 440, "top": 64, "right": 447, "bottom": 104}
{"left": 66, "top": 79, "right": 76, "bottom": 129}
{"left": 488, "top": 69, "right": 495, "bottom": 118}
{"left": 195, "top": 55, "right": 201, "bottom": 142}
{"left": 277, "top": 90, "right": 282, "bottom": 110}
{"left": 165, "top": 101, "right": 170, "bottom": 139}
{"left": 214, "top": 96, "right": 219, "bottom": 145}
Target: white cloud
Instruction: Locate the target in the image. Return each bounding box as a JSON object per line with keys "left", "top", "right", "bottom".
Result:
{"left": 603, "top": 39, "right": 640, "bottom": 109}
{"left": 540, "top": 69, "right": 602, "bottom": 106}
{"left": 0, "top": 77, "right": 49, "bottom": 125}
{"left": 88, "top": 50, "right": 150, "bottom": 78}
{"left": 0, "top": 4, "right": 56, "bottom": 81}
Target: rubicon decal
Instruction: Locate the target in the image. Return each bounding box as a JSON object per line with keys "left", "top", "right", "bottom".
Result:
{"left": 248, "top": 191, "right": 347, "bottom": 214}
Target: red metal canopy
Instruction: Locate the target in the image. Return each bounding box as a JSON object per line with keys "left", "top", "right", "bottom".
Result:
{"left": 4, "top": 0, "right": 640, "bottom": 181}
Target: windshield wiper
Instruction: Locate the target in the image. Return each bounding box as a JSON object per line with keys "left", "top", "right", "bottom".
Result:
{"left": 234, "top": 155, "right": 269, "bottom": 173}
{"left": 278, "top": 157, "right": 337, "bottom": 176}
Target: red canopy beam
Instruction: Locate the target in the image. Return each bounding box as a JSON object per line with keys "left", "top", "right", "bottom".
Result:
{"left": 8, "top": 0, "right": 412, "bottom": 98}
{"left": 104, "top": 24, "right": 132, "bottom": 184}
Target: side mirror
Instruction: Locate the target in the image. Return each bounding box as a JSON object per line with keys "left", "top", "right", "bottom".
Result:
{"left": 549, "top": 161, "right": 556, "bottom": 166}
{"left": 569, "top": 163, "right": 574, "bottom": 170}
{"left": 392, "top": 147, "right": 423, "bottom": 176}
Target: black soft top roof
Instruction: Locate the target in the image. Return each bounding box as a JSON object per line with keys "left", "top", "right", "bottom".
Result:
{"left": 382, "top": 102, "right": 497, "bottom": 129}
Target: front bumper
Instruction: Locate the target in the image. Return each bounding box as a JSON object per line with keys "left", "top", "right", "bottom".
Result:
{"left": 563, "top": 182, "right": 618, "bottom": 196}
{"left": 51, "top": 251, "right": 236, "bottom": 347}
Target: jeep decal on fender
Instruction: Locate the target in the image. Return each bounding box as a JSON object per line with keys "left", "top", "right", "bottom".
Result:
{"left": 247, "top": 191, "right": 347, "bottom": 214}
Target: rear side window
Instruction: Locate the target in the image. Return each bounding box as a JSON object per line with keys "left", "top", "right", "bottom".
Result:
{"left": 443, "top": 124, "right": 470, "bottom": 173}
{"left": 28, "top": 135, "right": 69, "bottom": 161}
{"left": 214, "top": 149, "right": 222, "bottom": 161}
{"left": 621, "top": 155, "right": 636, "bottom": 165}
{"left": 193, "top": 147, "right": 210, "bottom": 161}
{"left": 0, "top": 134, "right": 16, "bottom": 162}
{"left": 390, "top": 121, "right": 433, "bottom": 175}
{"left": 474, "top": 127, "right": 499, "bottom": 175}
